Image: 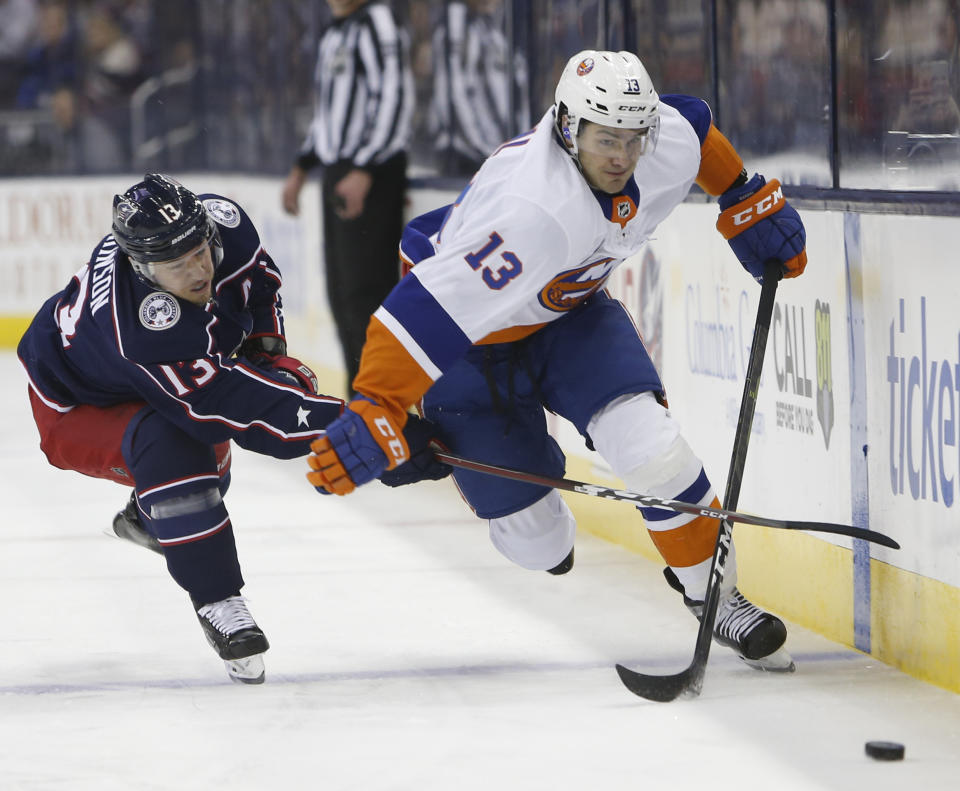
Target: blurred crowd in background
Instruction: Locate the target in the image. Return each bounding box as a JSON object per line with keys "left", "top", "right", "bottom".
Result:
{"left": 1, "top": 0, "right": 959, "bottom": 191}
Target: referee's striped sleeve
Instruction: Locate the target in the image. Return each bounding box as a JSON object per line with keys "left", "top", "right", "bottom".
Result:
{"left": 351, "top": 5, "right": 411, "bottom": 166}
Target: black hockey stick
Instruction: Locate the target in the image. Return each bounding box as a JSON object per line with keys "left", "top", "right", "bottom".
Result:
{"left": 615, "top": 260, "right": 782, "bottom": 701}
{"left": 434, "top": 452, "right": 898, "bottom": 548}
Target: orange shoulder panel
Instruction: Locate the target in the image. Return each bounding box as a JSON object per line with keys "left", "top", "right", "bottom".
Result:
{"left": 695, "top": 124, "right": 744, "bottom": 196}
{"left": 352, "top": 315, "right": 435, "bottom": 426}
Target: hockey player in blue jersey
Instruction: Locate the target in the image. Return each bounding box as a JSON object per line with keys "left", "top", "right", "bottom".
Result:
{"left": 307, "top": 51, "right": 808, "bottom": 673}
{"left": 18, "top": 174, "right": 346, "bottom": 684}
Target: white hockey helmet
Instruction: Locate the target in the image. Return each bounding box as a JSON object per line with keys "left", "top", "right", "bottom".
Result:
{"left": 554, "top": 50, "right": 660, "bottom": 157}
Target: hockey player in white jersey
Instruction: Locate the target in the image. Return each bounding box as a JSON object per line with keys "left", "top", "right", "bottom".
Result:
{"left": 307, "top": 51, "right": 807, "bottom": 670}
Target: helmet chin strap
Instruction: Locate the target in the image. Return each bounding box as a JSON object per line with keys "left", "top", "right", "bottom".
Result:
{"left": 130, "top": 257, "right": 161, "bottom": 289}
{"left": 211, "top": 235, "right": 224, "bottom": 268}
{"left": 553, "top": 110, "right": 598, "bottom": 193}
{"left": 554, "top": 103, "right": 580, "bottom": 157}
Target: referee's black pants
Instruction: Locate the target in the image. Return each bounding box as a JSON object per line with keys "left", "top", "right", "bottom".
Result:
{"left": 322, "top": 152, "right": 406, "bottom": 395}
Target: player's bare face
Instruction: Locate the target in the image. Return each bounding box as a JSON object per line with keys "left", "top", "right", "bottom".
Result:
{"left": 151, "top": 241, "right": 215, "bottom": 305}
{"left": 577, "top": 123, "right": 649, "bottom": 194}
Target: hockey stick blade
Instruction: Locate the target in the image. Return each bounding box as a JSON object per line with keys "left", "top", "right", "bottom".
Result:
{"left": 614, "top": 516, "right": 736, "bottom": 702}
{"left": 614, "top": 662, "right": 702, "bottom": 702}
{"left": 434, "top": 452, "right": 899, "bottom": 549}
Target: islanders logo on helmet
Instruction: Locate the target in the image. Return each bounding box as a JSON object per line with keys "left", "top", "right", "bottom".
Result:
{"left": 538, "top": 257, "right": 616, "bottom": 312}
{"left": 576, "top": 57, "right": 594, "bottom": 76}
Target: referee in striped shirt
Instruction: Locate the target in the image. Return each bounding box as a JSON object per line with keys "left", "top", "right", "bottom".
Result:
{"left": 282, "top": 0, "right": 414, "bottom": 396}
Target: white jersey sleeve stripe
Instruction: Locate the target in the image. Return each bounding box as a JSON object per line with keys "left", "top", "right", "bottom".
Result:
{"left": 373, "top": 305, "right": 443, "bottom": 381}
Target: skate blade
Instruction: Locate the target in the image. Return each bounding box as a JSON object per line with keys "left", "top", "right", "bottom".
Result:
{"left": 225, "top": 654, "right": 266, "bottom": 684}
{"left": 104, "top": 524, "right": 163, "bottom": 555}
{"left": 738, "top": 646, "right": 796, "bottom": 673}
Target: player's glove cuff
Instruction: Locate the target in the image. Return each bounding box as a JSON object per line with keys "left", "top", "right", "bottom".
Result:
{"left": 266, "top": 356, "right": 319, "bottom": 393}
{"left": 378, "top": 413, "right": 452, "bottom": 488}
{"left": 717, "top": 174, "right": 783, "bottom": 237}
{"left": 240, "top": 335, "right": 320, "bottom": 393}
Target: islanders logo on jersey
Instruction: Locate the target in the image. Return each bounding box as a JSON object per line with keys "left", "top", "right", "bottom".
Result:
{"left": 577, "top": 58, "right": 594, "bottom": 76}
{"left": 538, "top": 257, "right": 616, "bottom": 312}
{"left": 139, "top": 292, "right": 180, "bottom": 330}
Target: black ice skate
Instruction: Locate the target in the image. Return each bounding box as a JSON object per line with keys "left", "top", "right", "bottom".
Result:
{"left": 546, "top": 548, "right": 574, "bottom": 575}
{"left": 194, "top": 595, "right": 270, "bottom": 684}
{"left": 664, "top": 567, "right": 795, "bottom": 672}
{"left": 110, "top": 493, "right": 162, "bottom": 555}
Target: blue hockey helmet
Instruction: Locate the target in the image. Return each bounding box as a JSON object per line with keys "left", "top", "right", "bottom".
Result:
{"left": 112, "top": 174, "right": 221, "bottom": 282}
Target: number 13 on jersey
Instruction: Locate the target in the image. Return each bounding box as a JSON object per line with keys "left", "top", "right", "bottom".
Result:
{"left": 464, "top": 232, "right": 523, "bottom": 290}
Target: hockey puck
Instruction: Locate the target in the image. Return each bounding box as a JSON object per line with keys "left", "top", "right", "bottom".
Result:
{"left": 865, "top": 741, "right": 905, "bottom": 761}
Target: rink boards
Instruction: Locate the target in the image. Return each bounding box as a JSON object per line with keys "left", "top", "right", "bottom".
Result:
{"left": 569, "top": 205, "right": 960, "bottom": 694}
{"left": 1, "top": 176, "right": 957, "bottom": 693}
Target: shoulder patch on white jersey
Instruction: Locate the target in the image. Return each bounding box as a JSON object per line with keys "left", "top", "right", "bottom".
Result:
{"left": 203, "top": 198, "right": 241, "bottom": 228}
{"left": 139, "top": 292, "right": 181, "bottom": 330}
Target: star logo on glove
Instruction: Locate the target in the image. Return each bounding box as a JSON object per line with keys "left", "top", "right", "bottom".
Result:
{"left": 297, "top": 406, "right": 311, "bottom": 427}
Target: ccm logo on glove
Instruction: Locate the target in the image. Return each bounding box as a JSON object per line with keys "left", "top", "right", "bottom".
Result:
{"left": 717, "top": 179, "right": 785, "bottom": 237}
{"left": 373, "top": 415, "right": 408, "bottom": 466}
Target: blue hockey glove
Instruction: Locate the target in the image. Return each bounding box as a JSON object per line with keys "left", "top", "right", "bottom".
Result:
{"left": 378, "top": 413, "right": 452, "bottom": 488}
{"left": 307, "top": 397, "right": 409, "bottom": 495}
{"left": 717, "top": 174, "right": 807, "bottom": 284}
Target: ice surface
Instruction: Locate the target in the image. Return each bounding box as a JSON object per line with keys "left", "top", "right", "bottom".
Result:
{"left": 1, "top": 353, "right": 957, "bottom": 790}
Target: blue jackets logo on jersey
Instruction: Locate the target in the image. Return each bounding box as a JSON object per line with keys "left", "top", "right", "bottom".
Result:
{"left": 203, "top": 198, "right": 241, "bottom": 228}
{"left": 139, "top": 292, "right": 181, "bottom": 330}
{"left": 538, "top": 257, "right": 615, "bottom": 312}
